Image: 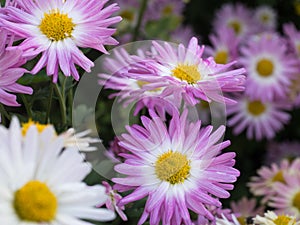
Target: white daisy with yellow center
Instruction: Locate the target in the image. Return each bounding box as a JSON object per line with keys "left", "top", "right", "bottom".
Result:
{"left": 253, "top": 211, "right": 299, "bottom": 225}
{"left": 0, "top": 117, "right": 115, "bottom": 224}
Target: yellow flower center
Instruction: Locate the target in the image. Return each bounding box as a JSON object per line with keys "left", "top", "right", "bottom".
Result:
{"left": 155, "top": 151, "right": 190, "bottom": 185}
{"left": 274, "top": 215, "right": 295, "bottom": 225}
{"left": 256, "top": 59, "right": 274, "bottom": 77}
{"left": 272, "top": 171, "right": 285, "bottom": 183}
{"left": 120, "top": 10, "right": 135, "bottom": 22}
{"left": 172, "top": 64, "right": 201, "bottom": 84}
{"left": 247, "top": 100, "right": 266, "bottom": 116}
{"left": 39, "top": 10, "right": 75, "bottom": 41}
{"left": 214, "top": 50, "right": 228, "bottom": 64}
{"left": 260, "top": 14, "right": 270, "bottom": 23}
{"left": 162, "top": 5, "right": 173, "bottom": 15}
{"left": 14, "top": 181, "right": 57, "bottom": 222}
{"left": 21, "top": 120, "right": 50, "bottom": 136}
{"left": 228, "top": 20, "right": 242, "bottom": 35}
{"left": 292, "top": 192, "right": 300, "bottom": 211}
{"left": 237, "top": 216, "right": 247, "bottom": 225}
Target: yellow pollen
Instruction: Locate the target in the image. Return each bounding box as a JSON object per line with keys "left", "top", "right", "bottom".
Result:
{"left": 228, "top": 20, "right": 242, "bottom": 35}
{"left": 214, "top": 50, "right": 228, "bottom": 64}
{"left": 272, "top": 171, "right": 285, "bottom": 183}
{"left": 237, "top": 216, "right": 247, "bottom": 225}
{"left": 39, "top": 10, "right": 75, "bottom": 41}
{"left": 155, "top": 151, "right": 190, "bottom": 185}
{"left": 292, "top": 192, "right": 300, "bottom": 211}
{"left": 256, "top": 59, "right": 274, "bottom": 77}
{"left": 274, "top": 215, "right": 295, "bottom": 225}
{"left": 260, "top": 14, "right": 270, "bottom": 23}
{"left": 120, "top": 10, "right": 135, "bottom": 22}
{"left": 21, "top": 120, "right": 50, "bottom": 136}
{"left": 14, "top": 181, "right": 57, "bottom": 222}
{"left": 247, "top": 100, "right": 266, "bottom": 116}
{"left": 162, "top": 5, "right": 173, "bottom": 15}
{"left": 172, "top": 64, "right": 201, "bottom": 84}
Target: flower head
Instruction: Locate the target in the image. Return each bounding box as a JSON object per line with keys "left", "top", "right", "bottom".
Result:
{"left": 0, "top": 117, "right": 115, "bottom": 224}
{"left": 254, "top": 5, "right": 277, "bottom": 32}
{"left": 129, "top": 37, "right": 245, "bottom": 106}
{"left": 240, "top": 33, "right": 299, "bottom": 101}
{"left": 248, "top": 159, "right": 300, "bottom": 203}
{"left": 112, "top": 110, "right": 239, "bottom": 224}
{"left": 213, "top": 3, "right": 256, "bottom": 40}
{"left": 227, "top": 95, "right": 291, "bottom": 140}
{"left": 253, "top": 210, "right": 299, "bottom": 225}
{"left": 1, "top": 0, "right": 121, "bottom": 82}
{"left": 269, "top": 173, "right": 300, "bottom": 219}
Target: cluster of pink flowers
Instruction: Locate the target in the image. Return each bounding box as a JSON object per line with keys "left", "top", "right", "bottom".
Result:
{"left": 207, "top": 3, "right": 300, "bottom": 140}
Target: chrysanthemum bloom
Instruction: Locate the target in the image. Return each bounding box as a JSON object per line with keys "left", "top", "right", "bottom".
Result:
{"left": 145, "top": 0, "right": 185, "bottom": 22}
{"left": 100, "top": 181, "right": 128, "bottom": 221}
{"left": 130, "top": 37, "right": 245, "bottom": 106}
{"left": 269, "top": 173, "right": 300, "bottom": 219}
{"left": 227, "top": 95, "right": 291, "bottom": 140}
{"left": 265, "top": 142, "right": 300, "bottom": 165}
{"left": 284, "top": 23, "right": 300, "bottom": 59}
{"left": 113, "top": 110, "right": 240, "bottom": 225}
{"left": 230, "top": 197, "right": 265, "bottom": 224}
{"left": 206, "top": 27, "right": 239, "bottom": 65}
{"left": 253, "top": 210, "right": 300, "bottom": 225}
{"left": 213, "top": 3, "right": 256, "bottom": 40}
{"left": 21, "top": 119, "right": 100, "bottom": 152}
{"left": 1, "top": 0, "right": 121, "bottom": 82}
{"left": 248, "top": 159, "right": 300, "bottom": 204}
{"left": 240, "top": 34, "right": 299, "bottom": 102}
{"left": 0, "top": 29, "right": 32, "bottom": 107}
{"left": 0, "top": 117, "right": 115, "bottom": 224}
{"left": 254, "top": 5, "right": 277, "bottom": 32}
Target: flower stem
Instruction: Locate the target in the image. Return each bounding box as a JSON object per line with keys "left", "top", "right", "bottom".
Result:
{"left": 45, "top": 83, "right": 54, "bottom": 124}
{"left": 0, "top": 104, "right": 11, "bottom": 122}
{"left": 53, "top": 83, "right": 67, "bottom": 128}
{"left": 132, "top": 0, "right": 148, "bottom": 41}
{"left": 21, "top": 94, "right": 32, "bottom": 119}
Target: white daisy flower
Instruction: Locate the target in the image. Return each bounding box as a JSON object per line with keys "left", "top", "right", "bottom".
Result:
{"left": 0, "top": 117, "right": 115, "bottom": 224}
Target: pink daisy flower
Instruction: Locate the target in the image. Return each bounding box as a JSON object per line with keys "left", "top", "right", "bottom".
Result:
{"left": 0, "top": 29, "right": 32, "bottom": 107}
{"left": 227, "top": 95, "right": 291, "bottom": 140}
{"left": 170, "top": 25, "right": 197, "bottom": 46}
{"left": 112, "top": 110, "right": 240, "bottom": 224}
{"left": 129, "top": 37, "right": 245, "bottom": 106}
{"left": 213, "top": 3, "right": 256, "bottom": 40}
{"left": 145, "top": 0, "right": 185, "bottom": 22}
{"left": 254, "top": 5, "right": 277, "bottom": 32}
{"left": 240, "top": 33, "right": 299, "bottom": 102}
{"left": 230, "top": 197, "right": 265, "bottom": 224}
{"left": 270, "top": 173, "right": 300, "bottom": 219}
{"left": 206, "top": 27, "right": 239, "bottom": 65}
{"left": 1, "top": 0, "right": 121, "bottom": 82}
{"left": 248, "top": 159, "right": 300, "bottom": 204}
{"left": 265, "top": 142, "right": 300, "bottom": 165}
